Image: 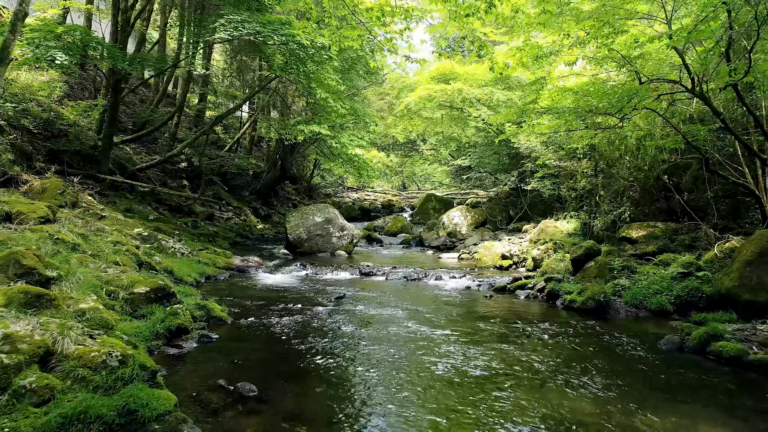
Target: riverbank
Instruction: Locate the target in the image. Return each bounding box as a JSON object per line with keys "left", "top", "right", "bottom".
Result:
{"left": 0, "top": 176, "right": 274, "bottom": 431}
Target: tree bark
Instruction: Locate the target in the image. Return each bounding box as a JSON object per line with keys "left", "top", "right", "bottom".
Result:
{"left": 133, "top": 0, "right": 157, "bottom": 55}
{"left": 151, "top": 1, "right": 172, "bottom": 97}
{"left": 0, "top": 0, "right": 33, "bottom": 81}
{"left": 83, "top": 0, "right": 96, "bottom": 31}
{"left": 152, "top": 0, "right": 187, "bottom": 109}
{"left": 193, "top": 44, "right": 214, "bottom": 124}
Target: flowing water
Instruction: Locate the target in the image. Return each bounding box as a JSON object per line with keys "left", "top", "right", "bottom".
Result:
{"left": 156, "top": 244, "right": 768, "bottom": 431}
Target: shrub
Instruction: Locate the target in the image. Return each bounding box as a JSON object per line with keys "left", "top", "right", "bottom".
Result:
{"left": 689, "top": 311, "right": 739, "bottom": 326}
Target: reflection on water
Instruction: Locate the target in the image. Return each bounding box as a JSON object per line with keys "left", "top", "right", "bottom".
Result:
{"left": 157, "top": 249, "right": 768, "bottom": 432}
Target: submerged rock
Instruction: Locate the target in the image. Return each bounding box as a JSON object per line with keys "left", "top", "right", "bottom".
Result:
{"left": 658, "top": 335, "right": 683, "bottom": 351}
{"left": 233, "top": 256, "right": 265, "bottom": 273}
{"left": 411, "top": 193, "right": 454, "bottom": 225}
{"left": 234, "top": 382, "right": 260, "bottom": 398}
{"left": 285, "top": 204, "right": 361, "bottom": 255}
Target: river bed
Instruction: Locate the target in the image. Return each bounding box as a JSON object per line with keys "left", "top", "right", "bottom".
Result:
{"left": 156, "top": 245, "right": 768, "bottom": 431}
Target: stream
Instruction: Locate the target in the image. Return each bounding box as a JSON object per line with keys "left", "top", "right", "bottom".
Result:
{"left": 156, "top": 242, "right": 768, "bottom": 431}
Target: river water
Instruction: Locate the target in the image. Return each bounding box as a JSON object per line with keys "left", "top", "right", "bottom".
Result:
{"left": 156, "top": 244, "right": 768, "bottom": 431}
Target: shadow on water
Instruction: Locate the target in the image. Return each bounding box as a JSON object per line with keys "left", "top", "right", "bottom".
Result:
{"left": 156, "top": 248, "right": 768, "bottom": 432}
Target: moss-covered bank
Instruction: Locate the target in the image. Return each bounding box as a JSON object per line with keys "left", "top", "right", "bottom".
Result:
{"left": 0, "top": 177, "right": 273, "bottom": 432}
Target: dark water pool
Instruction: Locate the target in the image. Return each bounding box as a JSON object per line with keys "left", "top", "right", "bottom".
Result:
{"left": 156, "top": 249, "right": 768, "bottom": 431}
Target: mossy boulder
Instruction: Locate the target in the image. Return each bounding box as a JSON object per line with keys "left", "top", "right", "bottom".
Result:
{"left": 482, "top": 195, "right": 512, "bottom": 231}
{"left": 433, "top": 206, "right": 486, "bottom": 239}
{"left": 24, "top": 176, "right": 78, "bottom": 208}
{"left": 286, "top": 204, "right": 361, "bottom": 255}
{"left": 538, "top": 254, "right": 573, "bottom": 278}
{"left": 361, "top": 230, "right": 384, "bottom": 245}
{"left": 528, "top": 220, "right": 566, "bottom": 243}
{"left": 463, "top": 227, "right": 495, "bottom": 247}
{"left": 527, "top": 243, "right": 556, "bottom": 271}
{"left": 9, "top": 365, "right": 62, "bottom": 406}
{"left": 707, "top": 341, "right": 750, "bottom": 361}
{"left": 618, "top": 222, "right": 677, "bottom": 244}
{"left": 381, "top": 196, "right": 405, "bottom": 213}
{"left": 197, "top": 252, "right": 234, "bottom": 270}
{"left": 0, "top": 285, "right": 61, "bottom": 311}
{"left": 575, "top": 257, "right": 610, "bottom": 283}
{"left": 106, "top": 274, "right": 178, "bottom": 309}
{"left": 0, "top": 329, "right": 51, "bottom": 362}
{"left": 0, "top": 196, "right": 57, "bottom": 225}
{"left": 686, "top": 324, "right": 727, "bottom": 352}
{"left": 701, "top": 240, "right": 740, "bottom": 272}
{"left": 339, "top": 204, "right": 363, "bottom": 222}
{"left": 563, "top": 285, "right": 612, "bottom": 312}
{"left": 714, "top": 230, "right": 768, "bottom": 318}
{"left": 70, "top": 337, "right": 158, "bottom": 373}
{"left": 0, "top": 248, "right": 54, "bottom": 288}
{"left": 383, "top": 215, "right": 413, "bottom": 236}
{"left": 569, "top": 241, "right": 602, "bottom": 273}
{"left": 370, "top": 215, "right": 395, "bottom": 233}
{"left": 475, "top": 241, "right": 511, "bottom": 268}
{"left": 187, "top": 300, "right": 231, "bottom": 324}
{"left": 412, "top": 193, "right": 454, "bottom": 225}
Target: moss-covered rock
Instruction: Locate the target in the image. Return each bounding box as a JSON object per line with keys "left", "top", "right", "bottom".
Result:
{"left": 0, "top": 354, "right": 28, "bottom": 391}
{"left": 618, "top": 222, "right": 677, "bottom": 244}
{"left": 0, "top": 329, "right": 51, "bottom": 361}
{"left": 10, "top": 364, "right": 63, "bottom": 406}
{"left": 383, "top": 215, "right": 413, "bottom": 236}
{"left": 285, "top": 204, "right": 361, "bottom": 255}
{"left": 24, "top": 176, "right": 78, "bottom": 208}
{"left": 538, "top": 254, "right": 573, "bottom": 278}
{"left": 106, "top": 274, "right": 178, "bottom": 309}
{"left": 339, "top": 204, "right": 363, "bottom": 222}
{"left": 563, "top": 285, "right": 611, "bottom": 312}
{"left": 187, "top": 300, "right": 231, "bottom": 324}
{"left": 701, "top": 240, "right": 740, "bottom": 272}
{"left": 197, "top": 252, "right": 234, "bottom": 270}
{"left": 363, "top": 221, "right": 375, "bottom": 231}
{"left": 686, "top": 324, "right": 727, "bottom": 352}
{"left": 70, "top": 337, "right": 158, "bottom": 372}
{"left": 575, "top": 257, "right": 609, "bottom": 283}
{"left": 0, "top": 248, "right": 54, "bottom": 287}
{"left": 433, "top": 206, "right": 486, "bottom": 239}
{"left": 527, "top": 243, "right": 556, "bottom": 271}
{"left": 528, "top": 220, "right": 565, "bottom": 243}
{"left": 411, "top": 193, "right": 454, "bottom": 225}
{"left": 0, "top": 196, "right": 58, "bottom": 225}
{"left": 0, "top": 285, "right": 61, "bottom": 311}
{"left": 714, "top": 230, "right": 768, "bottom": 318}
{"left": 482, "top": 195, "right": 512, "bottom": 231}
{"left": 463, "top": 227, "right": 495, "bottom": 247}
{"left": 569, "top": 241, "right": 602, "bottom": 273}
{"left": 707, "top": 342, "right": 750, "bottom": 361}
{"left": 361, "top": 230, "right": 384, "bottom": 245}
{"left": 475, "top": 241, "right": 510, "bottom": 268}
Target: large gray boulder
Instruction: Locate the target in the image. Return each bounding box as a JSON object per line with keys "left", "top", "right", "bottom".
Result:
{"left": 412, "top": 193, "right": 454, "bottom": 225}
{"left": 435, "top": 206, "right": 486, "bottom": 238}
{"left": 285, "top": 204, "right": 361, "bottom": 255}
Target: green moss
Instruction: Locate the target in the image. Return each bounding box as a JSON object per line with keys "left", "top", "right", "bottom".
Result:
{"left": 714, "top": 230, "right": 768, "bottom": 318}
{"left": 621, "top": 266, "right": 712, "bottom": 314}
{"left": 529, "top": 220, "right": 566, "bottom": 243}
{"left": 618, "top": 222, "right": 677, "bottom": 244}
{"left": 474, "top": 241, "right": 507, "bottom": 268}
{"left": 105, "top": 274, "right": 178, "bottom": 309}
{"left": 21, "top": 384, "right": 178, "bottom": 432}
{"left": 383, "top": 215, "right": 412, "bottom": 236}
{"left": 0, "top": 330, "right": 51, "bottom": 362}
{"left": 687, "top": 324, "right": 728, "bottom": 352}
{"left": 363, "top": 222, "right": 375, "bottom": 231}
{"left": 700, "top": 241, "right": 740, "bottom": 272}
{"left": 509, "top": 279, "right": 533, "bottom": 292}
{"left": 339, "top": 204, "right": 363, "bottom": 222}
{"left": 652, "top": 254, "right": 682, "bottom": 268}
{"left": 569, "top": 240, "right": 601, "bottom": 273}
{"left": 9, "top": 365, "right": 63, "bottom": 406}
{"left": 0, "top": 285, "right": 61, "bottom": 311}
{"left": 116, "top": 305, "right": 194, "bottom": 344}
{"left": 564, "top": 284, "right": 612, "bottom": 312}
{"left": 689, "top": 311, "right": 738, "bottom": 326}
{"left": 537, "top": 254, "right": 573, "bottom": 278}
{"left": 197, "top": 252, "right": 234, "bottom": 270}
{"left": 575, "top": 257, "right": 609, "bottom": 283}
{"left": 24, "top": 177, "right": 78, "bottom": 208}
{"left": 680, "top": 323, "right": 700, "bottom": 336}
{"left": 745, "top": 355, "right": 768, "bottom": 369}
{"left": 162, "top": 257, "right": 224, "bottom": 285}
{"left": 0, "top": 196, "right": 57, "bottom": 225}
{"left": 707, "top": 341, "right": 750, "bottom": 360}
{"left": 361, "top": 230, "right": 384, "bottom": 245}
{"left": 69, "top": 337, "right": 157, "bottom": 372}
{"left": 0, "top": 248, "right": 54, "bottom": 287}
{"left": 412, "top": 193, "right": 454, "bottom": 225}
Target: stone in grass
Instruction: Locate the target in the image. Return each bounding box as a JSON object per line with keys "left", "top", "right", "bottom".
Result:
{"left": 0, "top": 248, "right": 55, "bottom": 288}
{"left": 0, "top": 197, "right": 57, "bottom": 225}
{"left": 0, "top": 285, "right": 61, "bottom": 311}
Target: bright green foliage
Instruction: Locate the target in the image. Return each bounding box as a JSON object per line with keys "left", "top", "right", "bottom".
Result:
{"left": 0, "top": 285, "right": 60, "bottom": 311}
{"left": 689, "top": 311, "right": 739, "bottom": 326}
{"left": 620, "top": 266, "right": 712, "bottom": 314}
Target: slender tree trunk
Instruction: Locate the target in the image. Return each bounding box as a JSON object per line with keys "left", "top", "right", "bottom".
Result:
{"left": 151, "top": 0, "right": 171, "bottom": 97}
{"left": 0, "top": 0, "right": 33, "bottom": 82}
{"left": 244, "top": 97, "right": 258, "bottom": 155}
{"left": 83, "top": 0, "right": 96, "bottom": 31}
{"left": 168, "top": 69, "right": 193, "bottom": 142}
{"left": 133, "top": 0, "right": 157, "bottom": 55}
{"left": 193, "top": 44, "right": 214, "bottom": 124}
{"left": 60, "top": 6, "right": 71, "bottom": 24}
{"left": 152, "top": 0, "right": 187, "bottom": 109}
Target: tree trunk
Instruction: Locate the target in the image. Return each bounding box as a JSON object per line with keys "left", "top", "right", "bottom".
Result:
{"left": 244, "top": 97, "right": 258, "bottom": 155}
{"left": 133, "top": 0, "right": 157, "bottom": 55}
{"left": 98, "top": 71, "right": 125, "bottom": 173}
{"left": 168, "top": 69, "right": 193, "bottom": 143}
{"left": 193, "top": 44, "right": 214, "bottom": 124}
{"left": 151, "top": 1, "right": 172, "bottom": 97}
{"left": 59, "top": 6, "right": 71, "bottom": 24}
{"left": 83, "top": 0, "right": 96, "bottom": 31}
{"left": 152, "top": 0, "right": 187, "bottom": 109}
{"left": 0, "top": 0, "right": 33, "bottom": 81}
